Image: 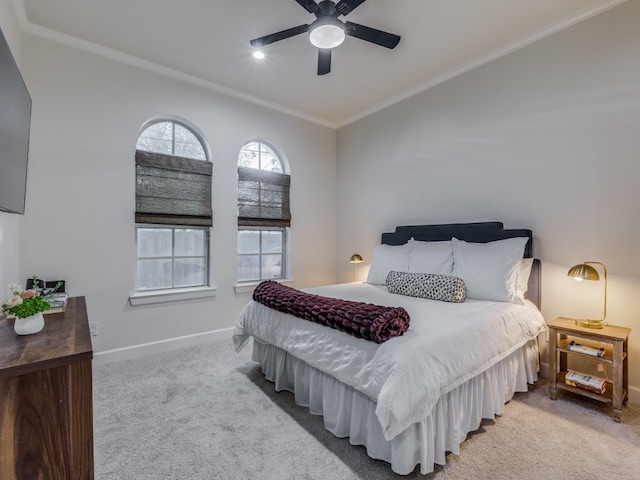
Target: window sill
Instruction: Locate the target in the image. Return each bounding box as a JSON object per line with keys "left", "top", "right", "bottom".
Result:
{"left": 234, "top": 279, "right": 293, "bottom": 295}
{"left": 129, "top": 286, "right": 218, "bottom": 306}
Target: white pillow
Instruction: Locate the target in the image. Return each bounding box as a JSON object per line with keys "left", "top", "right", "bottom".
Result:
{"left": 408, "top": 239, "right": 454, "bottom": 276}
{"left": 452, "top": 237, "right": 528, "bottom": 303}
{"left": 366, "top": 243, "right": 412, "bottom": 285}
{"left": 515, "top": 258, "right": 534, "bottom": 301}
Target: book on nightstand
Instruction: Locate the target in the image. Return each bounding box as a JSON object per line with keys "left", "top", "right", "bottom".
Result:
{"left": 567, "top": 340, "right": 605, "bottom": 357}
{"left": 565, "top": 370, "right": 607, "bottom": 395}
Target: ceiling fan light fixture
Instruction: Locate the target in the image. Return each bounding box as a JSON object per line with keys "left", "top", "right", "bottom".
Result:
{"left": 309, "top": 18, "right": 345, "bottom": 49}
{"left": 249, "top": 0, "right": 400, "bottom": 75}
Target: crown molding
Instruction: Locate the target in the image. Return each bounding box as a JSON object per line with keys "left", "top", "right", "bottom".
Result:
{"left": 15, "top": 5, "right": 336, "bottom": 129}
{"left": 13, "top": 0, "right": 627, "bottom": 130}
{"left": 337, "top": 0, "right": 628, "bottom": 128}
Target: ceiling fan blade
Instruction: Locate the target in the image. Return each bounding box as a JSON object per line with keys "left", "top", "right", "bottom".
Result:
{"left": 334, "top": 0, "right": 367, "bottom": 17}
{"left": 345, "top": 21, "right": 400, "bottom": 49}
{"left": 317, "top": 48, "right": 331, "bottom": 75}
{"left": 250, "top": 24, "right": 310, "bottom": 47}
{"left": 295, "top": 0, "right": 321, "bottom": 14}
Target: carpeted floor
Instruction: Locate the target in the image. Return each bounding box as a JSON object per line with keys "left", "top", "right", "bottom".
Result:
{"left": 93, "top": 339, "right": 640, "bottom": 479}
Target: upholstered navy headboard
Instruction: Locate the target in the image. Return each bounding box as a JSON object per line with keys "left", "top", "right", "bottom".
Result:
{"left": 380, "top": 222, "right": 541, "bottom": 309}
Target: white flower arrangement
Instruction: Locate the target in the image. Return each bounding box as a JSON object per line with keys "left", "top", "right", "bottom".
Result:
{"left": 1, "top": 278, "right": 52, "bottom": 319}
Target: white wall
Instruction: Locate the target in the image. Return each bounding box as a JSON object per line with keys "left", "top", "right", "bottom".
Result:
{"left": 0, "top": 0, "right": 19, "bottom": 55}
{"left": 0, "top": 0, "right": 22, "bottom": 294}
{"left": 18, "top": 34, "right": 336, "bottom": 356}
{"left": 336, "top": 1, "right": 640, "bottom": 400}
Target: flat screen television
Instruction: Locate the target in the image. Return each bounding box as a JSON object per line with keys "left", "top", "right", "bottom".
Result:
{"left": 0, "top": 26, "right": 31, "bottom": 214}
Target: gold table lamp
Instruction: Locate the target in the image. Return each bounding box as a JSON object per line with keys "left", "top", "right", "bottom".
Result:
{"left": 567, "top": 261, "right": 607, "bottom": 329}
{"left": 349, "top": 253, "right": 363, "bottom": 282}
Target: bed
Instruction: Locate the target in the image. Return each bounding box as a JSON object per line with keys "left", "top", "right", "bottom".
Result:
{"left": 233, "top": 222, "right": 545, "bottom": 475}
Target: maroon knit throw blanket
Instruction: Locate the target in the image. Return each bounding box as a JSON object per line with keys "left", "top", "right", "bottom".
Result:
{"left": 252, "top": 281, "right": 410, "bottom": 344}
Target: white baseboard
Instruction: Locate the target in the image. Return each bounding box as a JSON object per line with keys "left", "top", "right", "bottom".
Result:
{"left": 93, "top": 327, "right": 234, "bottom": 366}
{"left": 628, "top": 385, "right": 640, "bottom": 406}
{"left": 539, "top": 361, "right": 639, "bottom": 406}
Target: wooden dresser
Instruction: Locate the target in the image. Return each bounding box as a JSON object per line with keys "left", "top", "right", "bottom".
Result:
{"left": 0, "top": 296, "right": 94, "bottom": 479}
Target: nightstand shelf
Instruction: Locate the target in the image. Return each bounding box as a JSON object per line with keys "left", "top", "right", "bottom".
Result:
{"left": 555, "top": 371, "right": 618, "bottom": 404}
{"left": 555, "top": 338, "right": 620, "bottom": 364}
{"left": 548, "top": 317, "right": 630, "bottom": 422}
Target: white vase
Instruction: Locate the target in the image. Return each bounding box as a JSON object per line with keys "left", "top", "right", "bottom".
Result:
{"left": 14, "top": 312, "right": 45, "bottom": 335}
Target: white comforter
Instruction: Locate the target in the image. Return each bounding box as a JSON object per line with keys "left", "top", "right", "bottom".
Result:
{"left": 233, "top": 282, "right": 546, "bottom": 441}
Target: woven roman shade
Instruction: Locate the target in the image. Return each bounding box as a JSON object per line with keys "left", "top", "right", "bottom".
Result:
{"left": 237, "top": 166, "right": 291, "bottom": 227}
{"left": 135, "top": 150, "right": 212, "bottom": 226}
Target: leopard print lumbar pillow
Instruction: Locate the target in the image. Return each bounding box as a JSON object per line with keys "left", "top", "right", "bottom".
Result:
{"left": 386, "top": 271, "right": 466, "bottom": 303}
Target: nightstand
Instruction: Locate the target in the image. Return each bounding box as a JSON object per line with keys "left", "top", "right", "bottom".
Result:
{"left": 548, "top": 317, "right": 630, "bottom": 422}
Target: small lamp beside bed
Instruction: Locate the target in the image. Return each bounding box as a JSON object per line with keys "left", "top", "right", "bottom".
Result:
{"left": 567, "top": 261, "right": 607, "bottom": 329}
{"left": 349, "top": 253, "right": 363, "bottom": 282}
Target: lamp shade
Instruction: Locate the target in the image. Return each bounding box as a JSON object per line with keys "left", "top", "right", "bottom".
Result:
{"left": 349, "top": 253, "right": 363, "bottom": 264}
{"left": 567, "top": 263, "right": 600, "bottom": 281}
{"left": 309, "top": 18, "right": 345, "bottom": 49}
{"left": 567, "top": 261, "right": 607, "bottom": 328}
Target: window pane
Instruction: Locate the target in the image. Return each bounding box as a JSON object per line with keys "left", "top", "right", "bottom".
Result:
{"left": 137, "top": 259, "right": 172, "bottom": 290}
{"left": 262, "top": 231, "right": 282, "bottom": 254}
{"left": 260, "top": 144, "right": 283, "bottom": 172}
{"left": 137, "top": 121, "right": 207, "bottom": 161}
{"left": 138, "top": 228, "right": 172, "bottom": 257}
{"left": 238, "top": 141, "right": 283, "bottom": 172}
{"left": 174, "top": 123, "right": 206, "bottom": 160}
{"left": 175, "top": 229, "right": 206, "bottom": 256}
{"left": 136, "top": 122, "right": 173, "bottom": 155}
{"left": 236, "top": 228, "right": 286, "bottom": 282}
{"left": 174, "top": 258, "right": 206, "bottom": 287}
{"left": 238, "top": 255, "right": 260, "bottom": 281}
{"left": 262, "top": 254, "right": 282, "bottom": 279}
{"left": 238, "top": 230, "right": 260, "bottom": 254}
{"left": 238, "top": 141, "right": 260, "bottom": 169}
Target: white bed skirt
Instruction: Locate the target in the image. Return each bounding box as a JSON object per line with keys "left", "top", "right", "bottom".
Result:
{"left": 252, "top": 339, "right": 540, "bottom": 475}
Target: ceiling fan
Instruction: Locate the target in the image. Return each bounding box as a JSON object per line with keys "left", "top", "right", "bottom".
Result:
{"left": 250, "top": 0, "right": 401, "bottom": 75}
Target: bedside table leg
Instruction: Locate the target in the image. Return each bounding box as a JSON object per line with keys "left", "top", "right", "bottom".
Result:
{"left": 548, "top": 326, "right": 557, "bottom": 400}
{"left": 612, "top": 408, "right": 622, "bottom": 423}
{"left": 612, "top": 339, "right": 624, "bottom": 422}
{"left": 623, "top": 339, "right": 629, "bottom": 407}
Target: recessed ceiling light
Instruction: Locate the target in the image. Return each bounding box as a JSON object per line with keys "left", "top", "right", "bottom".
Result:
{"left": 253, "top": 51, "right": 265, "bottom": 60}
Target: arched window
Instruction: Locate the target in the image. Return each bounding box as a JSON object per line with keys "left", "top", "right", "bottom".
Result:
{"left": 135, "top": 120, "right": 212, "bottom": 291}
{"left": 136, "top": 120, "right": 207, "bottom": 160}
{"left": 237, "top": 140, "right": 290, "bottom": 283}
{"left": 237, "top": 140, "right": 283, "bottom": 172}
